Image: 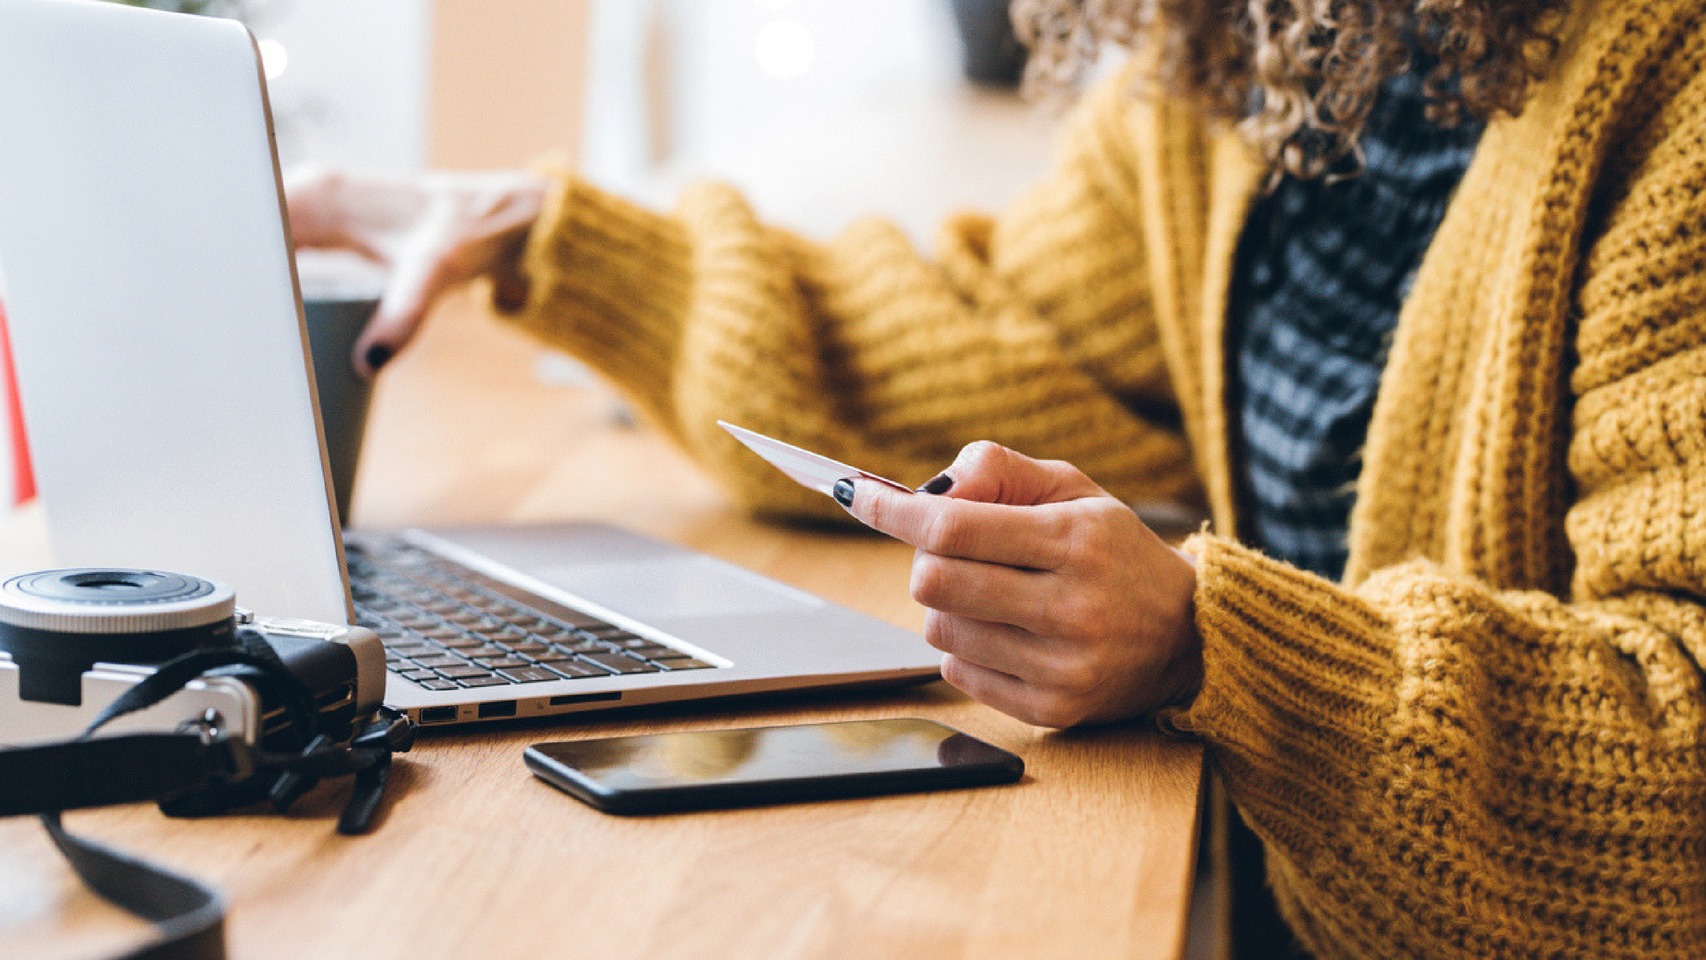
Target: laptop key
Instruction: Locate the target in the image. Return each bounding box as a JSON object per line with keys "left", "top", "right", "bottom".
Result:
{"left": 387, "top": 643, "right": 441, "bottom": 658}
{"left": 655, "top": 657, "right": 716, "bottom": 671}
{"left": 485, "top": 657, "right": 532, "bottom": 670}
{"left": 496, "top": 666, "right": 561, "bottom": 684}
{"left": 540, "top": 659, "right": 603, "bottom": 679}
{"left": 621, "top": 641, "right": 680, "bottom": 659}
{"left": 437, "top": 664, "right": 494, "bottom": 680}
{"left": 456, "top": 675, "right": 510, "bottom": 688}
{"left": 579, "top": 652, "right": 658, "bottom": 675}
{"left": 414, "top": 678, "right": 459, "bottom": 691}
{"left": 462, "top": 573, "right": 612, "bottom": 629}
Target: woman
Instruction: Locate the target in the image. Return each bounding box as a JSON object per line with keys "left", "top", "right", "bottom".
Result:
{"left": 288, "top": 0, "right": 1706, "bottom": 955}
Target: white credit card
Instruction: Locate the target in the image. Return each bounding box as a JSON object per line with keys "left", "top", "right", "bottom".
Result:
{"left": 718, "top": 421, "right": 913, "bottom": 498}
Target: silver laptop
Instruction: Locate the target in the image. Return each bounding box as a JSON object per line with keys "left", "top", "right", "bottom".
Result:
{"left": 0, "top": 0, "right": 937, "bottom": 727}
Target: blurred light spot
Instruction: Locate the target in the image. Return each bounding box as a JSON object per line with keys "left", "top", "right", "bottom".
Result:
{"left": 754, "top": 19, "right": 814, "bottom": 80}
{"left": 258, "top": 38, "right": 288, "bottom": 80}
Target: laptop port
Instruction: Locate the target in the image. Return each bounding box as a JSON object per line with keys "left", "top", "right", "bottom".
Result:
{"left": 419, "top": 706, "right": 458, "bottom": 724}
{"left": 477, "top": 700, "right": 517, "bottom": 719}
{"left": 549, "top": 692, "right": 622, "bottom": 707}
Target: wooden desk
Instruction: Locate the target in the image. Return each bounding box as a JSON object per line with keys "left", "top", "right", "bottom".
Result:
{"left": 0, "top": 298, "right": 1203, "bottom": 960}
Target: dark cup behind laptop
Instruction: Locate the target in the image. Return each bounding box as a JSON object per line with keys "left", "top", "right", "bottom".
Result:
{"left": 297, "top": 251, "right": 384, "bottom": 526}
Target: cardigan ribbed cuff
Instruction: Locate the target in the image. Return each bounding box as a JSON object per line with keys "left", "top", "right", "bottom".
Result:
{"left": 1178, "top": 533, "right": 1401, "bottom": 831}
{"left": 498, "top": 174, "right": 695, "bottom": 421}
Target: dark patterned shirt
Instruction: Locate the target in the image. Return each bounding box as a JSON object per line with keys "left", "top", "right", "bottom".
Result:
{"left": 1228, "top": 62, "right": 1485, "bottom": 580}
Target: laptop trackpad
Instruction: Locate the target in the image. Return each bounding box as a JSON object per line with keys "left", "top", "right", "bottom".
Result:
{"left": 531, "top": 556, "right": 824, "bottom": 621}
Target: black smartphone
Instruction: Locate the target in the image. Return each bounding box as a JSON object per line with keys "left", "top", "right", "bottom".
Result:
{"left": 524, "top": 717, "right": 1024, "bottom": 815}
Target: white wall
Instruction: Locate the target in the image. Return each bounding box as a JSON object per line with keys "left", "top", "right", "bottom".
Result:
{"left": 255, "top": 0, "right": 432, "bottom": 171}
{"left": 252, "top": 0, "right": 1063, "bottom": 229}
{"left": 580, "top": 0, "right": 1061, "bottom": 242}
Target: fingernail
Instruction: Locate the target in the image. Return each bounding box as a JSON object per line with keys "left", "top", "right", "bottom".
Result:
{"left": 917, "top": 473, "right": 954, "bottom": 495}
{"left": 364, "top": 344, "right": 393, "bottom": 372}
{"left": 832, "top": 478, "right": 855, "bottom": 508}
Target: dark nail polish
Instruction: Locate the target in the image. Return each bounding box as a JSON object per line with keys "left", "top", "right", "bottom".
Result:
{"left": 832, "top": 478, "right": 856, "bottom": 507}
{"left": 918, "top": 473, "right": 954, "bottom": 495}
{"left": 364, "top": 344, "right": 393, "bottom": 372}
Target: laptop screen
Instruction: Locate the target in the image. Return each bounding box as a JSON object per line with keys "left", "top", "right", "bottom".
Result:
{"left": 0, "top": 0, "right": 351, "bottom": 624}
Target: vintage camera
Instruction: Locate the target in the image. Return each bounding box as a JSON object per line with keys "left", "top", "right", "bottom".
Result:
{"left": 0, "top": 568, "right": 386, "bottom": 751}
{"left": 1, "top": 566, "right": 399, "bottom": 821}
{"left": 0, "top": 568, "right": 408, "bottom": 956}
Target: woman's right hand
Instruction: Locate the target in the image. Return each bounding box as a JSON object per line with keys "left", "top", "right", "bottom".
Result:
{"left": 284, "top": 167, "right": 549, "bottom": 376}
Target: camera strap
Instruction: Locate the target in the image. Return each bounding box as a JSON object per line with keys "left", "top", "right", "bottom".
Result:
{"left": 39, "top": 810, "right": 226, "bottom": 960}
{"left": 0, "top": 634, "right": 413, "bottom": 960}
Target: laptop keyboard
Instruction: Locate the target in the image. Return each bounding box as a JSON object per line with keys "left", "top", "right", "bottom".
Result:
{"left": 346, "top": 539, "right": 716, "bottom": 691}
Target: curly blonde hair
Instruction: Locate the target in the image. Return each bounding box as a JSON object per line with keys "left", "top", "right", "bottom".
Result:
{"left": 1010, "top": 0, "right": 1567, "bottom": 179}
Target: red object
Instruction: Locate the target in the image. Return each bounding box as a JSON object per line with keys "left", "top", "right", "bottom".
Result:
{"left": 0, "top": 299, "right": 34, "bottom": 506}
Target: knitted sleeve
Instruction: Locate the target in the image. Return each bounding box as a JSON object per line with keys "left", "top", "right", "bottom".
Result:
{"left": 496, "top": 71, "right": 1198, "bottom": 521}
{"left": 1178, "top": 76, "right": 1706, "bottom": 959}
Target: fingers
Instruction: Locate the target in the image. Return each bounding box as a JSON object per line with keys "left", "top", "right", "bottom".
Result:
{"left": 938, "top": 655, "right": 1089, "bottom": 730}
{"left": 837, "top": 441, "right": 1201, "bottom": 729}
{"left": 848, "top": 482, "right": 1075, "bottom": 570}
{"left": 290, "top": 168, "right": 549, "bottom": 378}
{"left": 911, "top": 553, "right": 1058, "bottom": 631}
{"left": 283, "top": 166, "right": 414, "bottom": 258}
{"left": 350, "top": 236, "right": 450, "bottom": 377}
{"left": 841, "top": 443, "right": 1114, "bottom": 568}
{"left": 931, "top": 441, "right": 1103, "bottom": 507}
{"left": 924, "top": 610, "right": 1051, "bottom": 679}
{"left": 844, "top": 440, "right": 1126, "bottom": 569}
{"left": 349, "top": 304, "right": 423, "bottom": 379}
{"left": 281, "top": 165, "right": 345, "bottom": 249}
{"left": 938, "top": 654, "right": 1028, "bottom": 711}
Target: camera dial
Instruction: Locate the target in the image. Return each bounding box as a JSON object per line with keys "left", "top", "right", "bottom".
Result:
{"left": 0, "top": 569, "right": 237, "bottom": 706}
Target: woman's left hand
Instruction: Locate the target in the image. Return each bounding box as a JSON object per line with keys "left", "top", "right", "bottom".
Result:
{"left": 284, "top": 167, "right": 547, "bottom": 377}
{"left": 841, "top": 442, "right": 1201, "bottom": 728}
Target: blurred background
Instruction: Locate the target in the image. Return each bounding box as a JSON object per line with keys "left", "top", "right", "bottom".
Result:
{"left": 263, "top": 0, "right": 1061, "bottom": 239}
{"left": 3, "top": 0, "right": 1073, "bottom": 509}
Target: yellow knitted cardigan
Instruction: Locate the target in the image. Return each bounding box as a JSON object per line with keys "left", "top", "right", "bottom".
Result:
{"left": 500, "top": 0, "right": 1706, "bottom": 954}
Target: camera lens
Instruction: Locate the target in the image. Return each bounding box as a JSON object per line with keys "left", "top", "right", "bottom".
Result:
{"left": 1, "top": 569, "right": 233, "bottom": 631}
{"left": 0, "top": 568, "right": 237, "bottom": 706}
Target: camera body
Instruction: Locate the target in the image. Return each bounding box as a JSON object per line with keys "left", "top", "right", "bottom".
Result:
{"left": 0, "top": 569, "right": 385, "bottom": 750}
